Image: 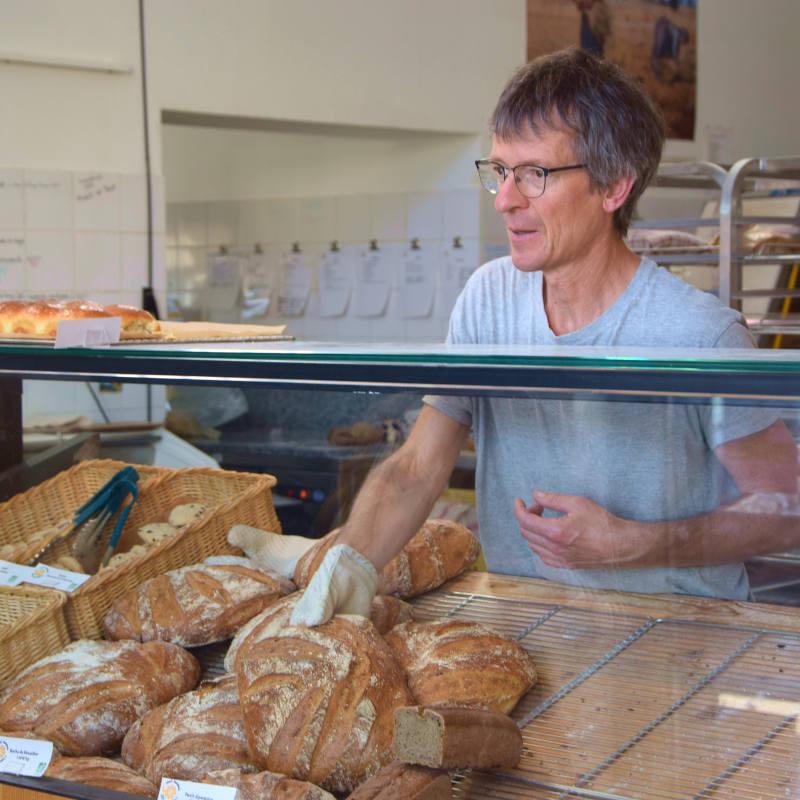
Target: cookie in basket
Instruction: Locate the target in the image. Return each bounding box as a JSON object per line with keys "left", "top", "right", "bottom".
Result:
{"left": 137, "top": 523, "right": 178, "bottom": 546}
{"left": 168, "top": 503, "right": 208, "bottom": 528}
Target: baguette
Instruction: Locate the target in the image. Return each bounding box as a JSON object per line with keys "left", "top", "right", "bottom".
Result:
{"left": 45, "top": 756, "right": 158, "bottom": 798}
{"left": 0, "top": 640, "right": 200, "bottom": 756}
{"left": 203, "top": 768, "right": 335, "bottom": 800}
{"left": 347, "top": 761, "right": 452, "bottom": 800}
{"left": 237, "top": 615, "right": 414, "bottom": 794}
{"left": 103, "top": 561, "right": 294, "bottom": 646}
{"left": 224, "top": 593, "right": 413, "bottom": 672}
{"left": 393, "top": 706, "right": 522, "bottom": 769}
{"left": 293, "top": 519, "right": 479, "bottom": 599}
{"left": 385, "top": 621, "right": 537, "bottom": 715}
{"left": 121, "top": 675, "right": 255, "bottom": 784}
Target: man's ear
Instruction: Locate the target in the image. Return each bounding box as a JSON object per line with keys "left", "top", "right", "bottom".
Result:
{"left": 602, "top": 174, "right": 636, "bottom": 213}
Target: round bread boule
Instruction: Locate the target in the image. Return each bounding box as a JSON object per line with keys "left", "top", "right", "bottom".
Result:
{"left": 137, "top": 523, "right": 179, "bottom": 545}
{"left": 168, "top": 503, "right": 208, "bottom": 528}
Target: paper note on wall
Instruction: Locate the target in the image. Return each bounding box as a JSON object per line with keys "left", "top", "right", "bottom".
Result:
{"left": 353, "top": 243, "right": 400, "bottom": 318}
{"left": 278, "top": 251, "right": 312, "bottom": 317}
{"left": 205, "top": 252, "right": 242, "bottom": 312}
{"left": 399, "top": 246, "right": 436, "bottom": 318}
{"left": 0, "top": 234, "right": 25, "bottom": 293}
{"left": 435, "top": 239, "right": 480, "bottom": 318}
{"left": 242, "top": 251, "right": 274, "bottom": 319}
{"left": 318, "top": 248, "right": 354, "bottom": 318}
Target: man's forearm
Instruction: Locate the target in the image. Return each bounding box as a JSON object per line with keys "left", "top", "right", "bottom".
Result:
{"left": 336, "top": 448, "right": 454, "bottom": 570}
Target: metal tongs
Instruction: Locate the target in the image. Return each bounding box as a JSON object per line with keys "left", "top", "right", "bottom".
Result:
{"left": 30, "top": 466, "right": 140, "bottom": 572}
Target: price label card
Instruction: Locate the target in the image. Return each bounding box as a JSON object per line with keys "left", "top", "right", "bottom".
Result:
{"left": 54, "top": 317, "right": 121, "bottom": 349}
{"left": 0, "top": 735, "right": 53, "bottom": 777}
{"left": 0, "top": 560, "right": 26, "bottom": 587}
{"left": 24, "top": 563, "right": 91, "bottom": 593}
{"left": 158, "top": 777, "right": 238, "bottom": 800}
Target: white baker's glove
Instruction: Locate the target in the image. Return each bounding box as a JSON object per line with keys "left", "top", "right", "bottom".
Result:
{"left": 289, "top": 543, "right": 379, "bottom": 627}
{"left": 227, "top": 524, "right": 316, "bottom": 579}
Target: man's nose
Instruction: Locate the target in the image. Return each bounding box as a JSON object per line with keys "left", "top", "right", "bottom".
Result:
{"left": 494, "top": 172, "right": 527, "bottom": 214}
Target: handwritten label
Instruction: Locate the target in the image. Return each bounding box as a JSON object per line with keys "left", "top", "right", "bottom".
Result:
{"left": 0, "top": 736, "right": 53, "bottom": 777}
{"left": 75, "top": 173, "right": 118, "bottom": 203}
{"left": 158, "top": 777, "right": 238, "bottom": 800}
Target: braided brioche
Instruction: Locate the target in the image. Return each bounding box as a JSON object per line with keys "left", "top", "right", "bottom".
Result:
{"left": 122, "top": 675, "right": 255, "bottom": 784}
{"left": 293, "top": 519, "right": 479, "bottom": 599}
{"left": 103, "top": 562, "right": 294, "bottom": 646}
{"left": 237, "top": 615, "right": 413, "bottom": 794}
{"left": 0, "top": 640, "right": 199, "bottom": 755}
{"left": 384, "top": 621, "right": 537, "bottom": 714}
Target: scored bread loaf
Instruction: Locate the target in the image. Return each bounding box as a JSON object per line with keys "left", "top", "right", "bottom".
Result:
{"left": 0, "top": 639, "right": 199, "bottom": 756}
{"left": 237, "top": 615, "right": 414, "bottom": 794}
{"left": 203, "top": 768, "right": 335, "bottom": 800}
{"left": 122, "top": 674, "right": 255, "bottom": 784}
{"left": 224, "top": 593, "right": 413, "bottom": 672}
{"left": 392, "top": 706, "right": 522, "bottom": 769}
{"left": 385, "top": 621, "right": 536, "bottom": 715}
{"left": 103, "top": 561, "right": 294, "bottom": 646}
{"left": 46, "top": 756, "right": 158, "bottom": 798}
{"left": 347, "top": 761, "right": 452, "bottom": 800}
{"left": 293, "top": 519, "right": 479, "bottom": 599}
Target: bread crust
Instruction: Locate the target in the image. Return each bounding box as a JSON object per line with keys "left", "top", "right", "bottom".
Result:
{"left": 203, "top": 767, "right": 336, "bottom": 800}
{"left": 237, "top": 615, "right": 413, "bottom": 794}
{"left": 385, "top": 621, "right": 537, "bottom": 714}
{"left": 0, "top": 640, "right": 200, "bottom": 756}
{"left": 347, "top": 761, "right": 452, "bottom": 800}
{"left": 102, "top": 562, "right": 294, "bottom": 646}
{"left": 104, "top": 303, "right": 160, "bottom": 335}
{"left": 46, "top": 756, "right": 158, "bottom": 798}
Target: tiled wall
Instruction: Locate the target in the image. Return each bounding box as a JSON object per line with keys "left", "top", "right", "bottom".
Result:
{"left": 167, "top": 188, "right": 509, "bottom": 342}
{"left": 0, "top": 168, "right": 168, "bottom": 423}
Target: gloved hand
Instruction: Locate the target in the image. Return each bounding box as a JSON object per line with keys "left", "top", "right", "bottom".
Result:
{"left": 289, "top": 543, "right": 379, "bottom": 627}
{"left": 227, "top": 524, "right": 316, "bottom": 579}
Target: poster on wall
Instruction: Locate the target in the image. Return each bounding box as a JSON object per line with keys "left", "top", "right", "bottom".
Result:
{"left": 526, "top": 0, "right": 697, "bottom": 140}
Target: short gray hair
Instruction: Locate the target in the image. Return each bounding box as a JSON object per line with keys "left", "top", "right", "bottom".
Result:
{"left": 490, "top": 48, "right": 665, "bottom": 237}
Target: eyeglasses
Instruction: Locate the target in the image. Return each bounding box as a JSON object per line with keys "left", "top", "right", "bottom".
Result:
{"left": 475, "top": 159, "right": 588, "bottom": 199}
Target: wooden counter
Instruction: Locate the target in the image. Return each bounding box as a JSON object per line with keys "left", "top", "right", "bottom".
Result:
{"left": 3, "top": 572, "right": 800, "bottom": 800}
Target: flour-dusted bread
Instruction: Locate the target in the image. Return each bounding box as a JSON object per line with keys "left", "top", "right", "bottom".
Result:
{"left": 385, "top": 621, "right": 537, "bottom": 715}
{"left": 237, "top": 615, "right": 414, "bottom": 794}
{"left": 103, "top": 561, "right": 294, "bottom": 646}
{"left": 293, "top": 520, "right": 479, "bottom": 599}
{"left": 122, "top": 675, "right": 255, "bottom": 784}
{"left": 393, "top": 706, "right": 522, "bottom": 769}
{"left": 203, "top": 768, "right": 335, "bottom": 800}
{"left": 46, "top": 756, "right": 158, "bottom": 798}
{"left": 347, "top": 761, "right": 452, "bottom": 800}
{"left": 224, "top": 593, "right": 413, "bottom": 672}
{"left": 0, "top": 640, "right": 200, "bottom": 756}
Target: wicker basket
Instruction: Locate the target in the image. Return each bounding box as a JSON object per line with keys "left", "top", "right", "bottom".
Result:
{"left": 0, "top": 584, "right": 69, "bottom": 691}
{"left": 0, "top": 459, "right": 281, "bottom": 640}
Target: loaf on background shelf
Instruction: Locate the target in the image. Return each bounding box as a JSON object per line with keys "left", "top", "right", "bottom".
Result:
{"left": 0, "top": 639, "right": 200, "bottom": 755}
{"left": 237, "top": 616, "right": 414, "bottom": 794}
{"left": 385, "top": 621, "right": 537, "bottom": 714}
{"left": 293, "top": 519, "right": 479, "bottom": 598}
{"left": 103, "top": 561, "right": 295, "bottom": 646}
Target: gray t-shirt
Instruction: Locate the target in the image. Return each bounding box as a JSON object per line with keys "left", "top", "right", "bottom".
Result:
{"left": 424, "top": 257, "right": 776, "bottom": 600}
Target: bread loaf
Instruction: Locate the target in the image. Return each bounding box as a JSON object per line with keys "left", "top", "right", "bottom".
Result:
{"left": 203, "top": 768, "right": 335, "bottom": 800}
{"left": 0, "top": 639, "right": 200, "bottom": 756}
{"left": 46, "top": 756, "right": 158, "bottom": 798}
{"left": 293, "top": 520, "right": 479, "bottom": 599}
{"left": 347, "top": 761, "right": 452, "bottom": 800}
{"left": 385, "top": 621, "right": 536, "bottom": 714}
{"left": 0, "top": 299, "right": 111, "bottom": 337}
{"left": 224, "top": 593, "right": 413, "bottom": 672}
{"left": 104, "top": 303, "right": 160, "bottom": 336}
{"left": 102, "top": 561, "right": 294, "bottom": 646}
{"left": 122, "top": 675, "right": 255, "bottom": 784}
{"left": 393, "top": 706, "right": 522, "bottom": 769}
{"left": 237, "top": 615, "right": 414, "bottom": 794}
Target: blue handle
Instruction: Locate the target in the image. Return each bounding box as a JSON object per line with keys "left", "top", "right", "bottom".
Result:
{"left": 107, "top": 480, "right": 139, "bottom": 549}
{"left": 74, "top": 466, "right": 140, "bottom": 527}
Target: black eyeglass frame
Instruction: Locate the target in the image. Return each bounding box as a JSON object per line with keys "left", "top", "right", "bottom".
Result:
{"left": 474, "top": 159, "right": 588, "bottom": 198}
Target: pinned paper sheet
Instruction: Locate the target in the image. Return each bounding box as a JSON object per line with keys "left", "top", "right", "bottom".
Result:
{"left": 0, "top": 735, "right": 53, "bottom": 777}
{"left": 318, "top": 247, "right": 355, "bottom": 318}
{"left": 399, "top": 245, "right": 437, "bottom": 318}
{"left": 353, "top": 243, "right": 400, "bottom": 318}
{"left": 435, "top": 238, "right": 480, "bottom": 317}
{"left": 242, "top": 251, "right": 274, "bottom": 320}
{"left": 278, "top": 251, "right": 312, "bottom": 317}
{"left": 205, "top": 252, "right": 243, "bottom": 312}
{"left": 54, "top": 317, "right": 121, "bottom": 348}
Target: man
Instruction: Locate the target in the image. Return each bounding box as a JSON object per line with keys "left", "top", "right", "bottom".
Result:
{"left": 240, "top": 48, "right": 796, "bottom": 626}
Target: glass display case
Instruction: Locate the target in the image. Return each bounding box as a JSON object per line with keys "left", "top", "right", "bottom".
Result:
{"left": 2, "top": 339, "right": 800, "bottom": 799}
